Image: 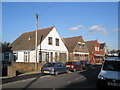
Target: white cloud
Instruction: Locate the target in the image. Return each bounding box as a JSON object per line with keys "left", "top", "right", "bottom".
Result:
{"left": 114, "top": 28, "right": 120, "bottom": 32}
{"left": 88, "top": 25, "right": 107, "bottom": 35}
{"left": 68, "top": 25, "right": 84, "bottom": 30}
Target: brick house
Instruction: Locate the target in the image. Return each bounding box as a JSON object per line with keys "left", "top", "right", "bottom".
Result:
{"left": 85, "top": 40, "right": 104, "bottom": 64}
{"left": 62, "top": 36, "right": 89, "bottom": 62}
{"left": 10, "top": 26, "right": 68, "bottom": 63}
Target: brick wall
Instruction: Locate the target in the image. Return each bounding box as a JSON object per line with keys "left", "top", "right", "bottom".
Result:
{"left": 11, "top": 62, "right": 46, "bottom": 71}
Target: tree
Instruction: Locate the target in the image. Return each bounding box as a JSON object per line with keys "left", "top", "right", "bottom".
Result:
{"left": 2, "top": 42, "right": 11, "bottom": 53}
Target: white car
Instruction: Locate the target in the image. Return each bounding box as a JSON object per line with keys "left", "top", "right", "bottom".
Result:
{"left": 97, "top": 56, "right": 120, "bottom": 88}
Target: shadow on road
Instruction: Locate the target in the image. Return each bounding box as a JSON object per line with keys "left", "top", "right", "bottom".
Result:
{"left": 59, "top": 66, "right": 101, "bottom": 90}
{"left": 23, "top": 73, "right": 43, "bottom": 90}
{"left": 2, "top": 72, "right": 44, "bottom": 85}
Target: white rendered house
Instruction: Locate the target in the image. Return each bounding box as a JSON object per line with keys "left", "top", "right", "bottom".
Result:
{"left": 11, "top": 26, "right": 68, "bottom": 63}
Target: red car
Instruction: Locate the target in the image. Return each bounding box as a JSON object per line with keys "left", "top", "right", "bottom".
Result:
{"left": 65, "top": 62, "right": 82, "bottom": 72}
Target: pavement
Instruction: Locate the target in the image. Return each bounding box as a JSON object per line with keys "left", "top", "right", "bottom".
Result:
{"left": 1, "top": 70, "right": 41, "bottom": 85}
{"left": 18, "top": 70, "right": 41, "bottom": 76}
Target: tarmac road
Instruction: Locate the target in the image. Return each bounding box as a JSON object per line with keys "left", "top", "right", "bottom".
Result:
{"left": 2, "top": 66, "right": 101, "bottom": 89}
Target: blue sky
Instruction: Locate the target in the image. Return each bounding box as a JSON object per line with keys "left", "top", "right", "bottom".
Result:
{"left": 2, "top": 2, "right": 118, "bottom": 50}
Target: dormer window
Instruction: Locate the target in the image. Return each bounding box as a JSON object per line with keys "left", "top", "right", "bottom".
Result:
{"left": 28, "top": 37, "right": 31, "bottom": 40}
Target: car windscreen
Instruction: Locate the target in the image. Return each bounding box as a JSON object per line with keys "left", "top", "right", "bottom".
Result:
{"left": 80, "top": 61, "right": 85, "bottom": 64}
{"left": 103, "top": 61, "right": 120, "bottom": 71}
{"left": 43, "top": 63, "right": 55, "bottom": 67}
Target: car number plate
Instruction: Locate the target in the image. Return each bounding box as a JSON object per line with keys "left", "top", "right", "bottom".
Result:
{"left": 108, "top": 82, "right": 120, "bottom": 87}
{"left": 66, "top": 65, "right": 70, "bottom": 67}
{"left": 44, "top": 71, "right": 49, "bottom": 73}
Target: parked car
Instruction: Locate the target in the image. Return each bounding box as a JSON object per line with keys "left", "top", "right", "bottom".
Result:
{"left": 96, "top": 56, "right": 120, "bottom": 88}
{"left": 80, "top": 60, "right": 86, "bottom": 69}
{"left": 65, "top": 61, "right": 82, "bottom": 72}
{"left": 80, "top": 60, "right": 93, "bottom": 70}
{"left": 41, "top": 62, "right": 69, "bottom": 76}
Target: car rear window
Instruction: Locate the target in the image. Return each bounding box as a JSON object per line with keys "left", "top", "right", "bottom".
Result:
{"left": 66, "top": 62, "right": 79, "bottom": 65}
{"left": 43, "top": 63, "right": 55, "bottom": 67}
{"left": 66, "top": 62, "right": 73, "bottom": 65}
{"left": 103, "top": 61, "right": 120, "bottom": 71}
{"left": 80, "top": 61, "right": 85, "bottom": 64}
{"left": 73, "top": 62, "right": 80, "bottom": 65}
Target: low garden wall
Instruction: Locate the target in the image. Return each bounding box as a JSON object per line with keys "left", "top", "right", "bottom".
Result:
{"left": 11, "top": 62, "right": 46, "bottom": 72}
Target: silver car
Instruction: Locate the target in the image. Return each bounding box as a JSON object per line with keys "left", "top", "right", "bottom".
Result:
{"left": 41, "top": 62, "right": 69, "bottom": 76}
{"left": 97, "top": 56, "right": 120, "bottom": 88}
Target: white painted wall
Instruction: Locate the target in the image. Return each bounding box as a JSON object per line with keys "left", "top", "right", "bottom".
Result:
{"left": 38, "top": 27, "right": 68, "bottom": 52}
{"left": 37, "top": 27, "right": 68, "bottom": 62}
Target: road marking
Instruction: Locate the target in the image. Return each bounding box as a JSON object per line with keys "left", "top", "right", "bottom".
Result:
{"left": 67, "top": 76, "right": 84, "bottom": 84}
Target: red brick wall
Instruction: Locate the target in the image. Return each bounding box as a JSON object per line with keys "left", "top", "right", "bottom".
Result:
{"left": 11, "top": 62, "right": 46, "bottom": 71}
{"left": 89, "top": 54, "right": 94, "bottom": 64}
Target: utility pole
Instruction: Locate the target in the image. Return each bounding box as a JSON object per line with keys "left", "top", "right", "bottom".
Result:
{"left": 39, "top": 35, "right": 43, "bottom": 62}
{"left": 35, "top": 13, "right": 38, "bottom": 70}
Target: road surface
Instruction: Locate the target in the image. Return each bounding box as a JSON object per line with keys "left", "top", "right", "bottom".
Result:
{"left": 2, "top": 66, "right": 101, "bottom": 89}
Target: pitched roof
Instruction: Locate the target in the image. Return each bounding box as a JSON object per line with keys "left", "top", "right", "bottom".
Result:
{"left": 85, "top": 40, "right": 97, "bottom": 54}
{"left": 62, "top": 36, "right": 84, "bottom": 52}
{"left": 11, "top": 26, "right": 54, "bottom": 50}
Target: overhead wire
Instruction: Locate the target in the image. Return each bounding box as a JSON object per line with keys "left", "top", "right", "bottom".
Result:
{"left": 29, "top": 2, "right": 37, "bottom": 14}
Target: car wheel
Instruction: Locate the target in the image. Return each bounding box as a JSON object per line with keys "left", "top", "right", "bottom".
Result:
{"left": 66, "top": 70, "right": 69, "bottom": 73}
{"left": 54, "top": 71, "right": 58, "bottom": 76}
{"left": 73, "top": 69, "right": 76, "bottom": 72}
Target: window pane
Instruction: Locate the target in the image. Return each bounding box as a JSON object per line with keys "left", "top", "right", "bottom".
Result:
{"left": 56, "top": 38, "right": 59, "bottom": 46}
{"left": 43, "top": 63, "right": 55, "bottom": 67}
{"left": 48, "top": 37, "right": 52, "bottom": 45}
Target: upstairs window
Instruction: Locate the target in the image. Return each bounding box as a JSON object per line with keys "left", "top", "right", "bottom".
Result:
{"left": 77, "top": 43, "right": 84, "bottom": 50}
{"left": 98, "top": 47, "right": 99, "bottom": 51}
{"left": 95, "top": 47, "right": 99, "bottom": 51}
{"left": 95, "top": 47, "right": 97, "bottom": 51}
{"left": 48, "top": 37, "right": 53, "bottom": 45}
{"left": 81, "top": 44, "right": 85, "bottom": 50}
{"left": 56, "top": 38, "right": 59, "bottom": 46}
{"left": 77, "top": 44, "right": 82, "bottom": 51}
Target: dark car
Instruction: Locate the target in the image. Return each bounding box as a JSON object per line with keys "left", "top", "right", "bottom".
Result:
{"left": 80, "top": 60, "right": 86, "bottom": 69}
{"left": 80, "top": 60, "right": 93, "bottom": 70}
{"left": 65, "top": 61, "right": 82, "bottom": 72}
{"left": 41, "top": 62, "right": 69, "bottom": 76}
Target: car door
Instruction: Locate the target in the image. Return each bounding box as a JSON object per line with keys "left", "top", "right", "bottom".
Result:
{"left": 73, "top": 62, "right": 78, "bottom": 70}
{"left": 56, "top": 62, "right": 62, "bottom": 73}
{"left": 77, "top": 62, "right": 82, "bottom": 70}
{"left": 60, "top": 63, "right": 67, "bottom": 73}
{"left": 75, "top": 62, "right": 81, "bottom": 70}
